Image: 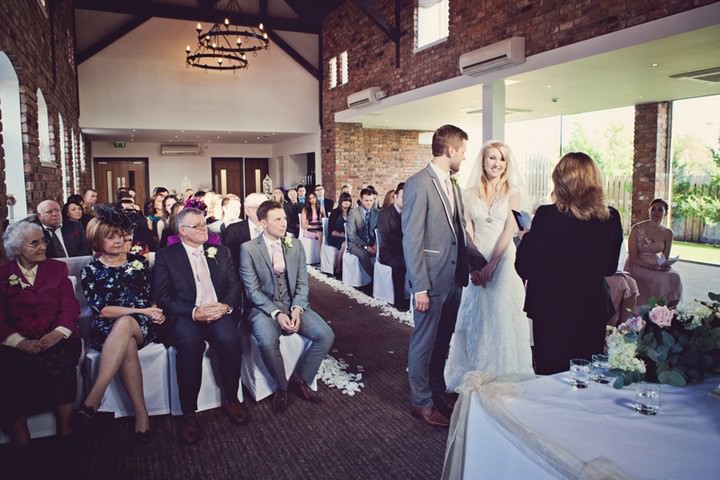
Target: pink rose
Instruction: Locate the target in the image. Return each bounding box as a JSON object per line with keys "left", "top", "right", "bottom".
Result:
{"left": 649, "top": 306, "right": 673, "bottom": 327}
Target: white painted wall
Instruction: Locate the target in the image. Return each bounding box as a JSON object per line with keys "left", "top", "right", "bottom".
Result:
{"left": 78, "top": 18, "right": 318, "bottom": 135}
{"left": 91, "top": 141, "right": 273, "bottom": 194}
{"left": 1, "top": 52, "right": 28, "bottom": 218}
{"left": 271, "top": 133, "right": 321, "bottom": 188}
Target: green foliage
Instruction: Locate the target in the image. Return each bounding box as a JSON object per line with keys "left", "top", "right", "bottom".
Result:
{"left": 610, "top": 292, "right": 720, "bottom": 389}
{"left": 672, "top": 135, "right": 720, "bottom": 226}
{"left": 564, "top": 121, "right": 633, "bottom": 176}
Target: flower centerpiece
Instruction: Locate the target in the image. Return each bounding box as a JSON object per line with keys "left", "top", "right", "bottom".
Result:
{"left": 606, "top": 292, "right": 720, "bottom": 388}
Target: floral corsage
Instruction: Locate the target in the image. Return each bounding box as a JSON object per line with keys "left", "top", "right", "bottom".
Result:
{"left": 8, "top": 274, "right": 30, "bottom": 289}
{"left": 282, "top": 236, "right": 293, "bottom": 249}
{"left": 206, "top": 246, "right": 218, "bottom": 261}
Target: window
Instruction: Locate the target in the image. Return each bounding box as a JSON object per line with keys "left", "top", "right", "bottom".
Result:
{"left": 340, "top": 51, "right": 349, "bottom": 85}
{"left": 79, "top": 133, "right": 87, "bottom": 172}
{"left": 329, "top": 56, "right": 338, "bottom": 89}
{"left": 416, "top": 0, "right": 449, "bottom": 50}
{"left": 71, "top": 128, "right": 79, "bottom": 194}
{"left": 37, "top": 89, "right": 52, "bottom": 165}
{"left": 58, "top": 114, "right": 68, "bottom": 200}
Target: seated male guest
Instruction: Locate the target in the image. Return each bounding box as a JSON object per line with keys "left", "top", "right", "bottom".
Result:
{"left": 223, "top": 192, "right": 267, "bottom": 274}
{"left": 315, "top": 184, "right": 334, "bottom": 217}
{"left": 152, "top": 208, "right": 246, "bottom": 445}
{"left": 377, "top": 183, "right": 409, "bottom": 310}
{"left": 240, "top": 201, "right": 334, "bottom": 413}
{"left": 346, "top": 188, "right": 379, "bottom": 278}
{"left": 0, "top": 221, "right": 81, "bottom": 447}
{"left": 34, "top": 199, "right": 91, "bottom": 258}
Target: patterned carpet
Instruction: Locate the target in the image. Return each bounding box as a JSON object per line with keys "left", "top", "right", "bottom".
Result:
{"left": 1, "top": 273, "right": 448, "bottom": 480}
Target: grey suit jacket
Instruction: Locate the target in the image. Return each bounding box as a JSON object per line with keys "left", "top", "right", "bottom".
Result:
{"left": 239, "top": 235, "right": 309, "bottom": 317}
{"left": 346, "top": 206, "right": 378, "bottom": 249}
{"left": 402, "top": 164, "right": 484, "bottom": 295}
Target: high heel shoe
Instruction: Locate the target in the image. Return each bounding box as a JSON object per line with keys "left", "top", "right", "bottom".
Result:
{"left": 134, "top": 429, "right": 154, "bottom": 444}
{"left": 72, "top": 405, "right": 96, "bottom": 430}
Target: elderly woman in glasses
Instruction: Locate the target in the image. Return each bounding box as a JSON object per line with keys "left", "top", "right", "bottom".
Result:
{"left": 76, "top": 208, "right": 165, "bottom": 440}
{"left": 0, "top": 221, "right": 81, "bottom": 447}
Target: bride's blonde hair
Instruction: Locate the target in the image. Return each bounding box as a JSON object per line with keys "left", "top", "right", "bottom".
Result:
{"left": 477, "top": 141, "right": 512, "bottom": 202}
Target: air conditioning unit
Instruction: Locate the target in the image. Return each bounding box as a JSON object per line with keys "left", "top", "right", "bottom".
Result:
{"left": 459, "top": 37, "right": 526, "bottom": 76}
{"left": 160, "top": 143, "right": 202, "bottom": 156}
{"left": 347, "top": 87, "right": 387, "bottom": 109}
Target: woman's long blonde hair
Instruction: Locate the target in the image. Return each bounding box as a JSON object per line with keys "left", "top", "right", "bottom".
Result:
{"left": 476, "top": 141, "right": 513, "bottom": 203}
{"left": 552, "top": 152, "right": 609, "bottom": 221}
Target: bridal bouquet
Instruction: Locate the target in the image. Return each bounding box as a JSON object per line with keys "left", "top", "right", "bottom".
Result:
{"left": 606, "top": 292, "right": 720, "bottom": 388}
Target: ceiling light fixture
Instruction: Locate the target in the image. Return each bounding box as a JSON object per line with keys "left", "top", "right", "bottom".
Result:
{"left": 185, "top": 0, "right": 269, "bottom": 71}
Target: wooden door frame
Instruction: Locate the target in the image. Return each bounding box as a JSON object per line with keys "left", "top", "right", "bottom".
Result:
{"left": 211, "top": 157, "right": 244, "bottom": 196}
{"left": 93, "top": 157, "right": 150, "bottom": 203}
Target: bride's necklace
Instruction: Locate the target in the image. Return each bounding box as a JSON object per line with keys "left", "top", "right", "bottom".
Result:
{"left": 483, "top": 183, "right": 503, "bottom": 223}
{"left": 100, "top": 253, "right": 126, "bottom": 267}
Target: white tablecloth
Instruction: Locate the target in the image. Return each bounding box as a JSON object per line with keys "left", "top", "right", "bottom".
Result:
{"left": 447, "top": 373, "right": 720, "bottom": 479}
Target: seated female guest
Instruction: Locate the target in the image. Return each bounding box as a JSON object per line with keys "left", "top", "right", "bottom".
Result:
{"left": 0, "top": 221, "right": 81, "bottom": 447}
{"left": 301, "top": 191, "right": 324, "bottom": 251}
{"left": 77, "top": 208, "right": 165, "bottom": 439}
{"left": 62, "top": 197, "right": 85, "bottom": 225}
{"left": 516, "top": 152, "right": 623, "bottom": 375}
{"left": 328, "top": 192, "right": 353, "bottom": 276}
{"left": 155, "top": 195, "right": 178, "bottom": 244}
{"left": 624, "top": 198, "right": 682, "bottom": 306}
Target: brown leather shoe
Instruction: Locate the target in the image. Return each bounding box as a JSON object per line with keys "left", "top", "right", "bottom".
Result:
{"left": 224, "top": 399, "right": 249, "bottom": 425}
{"left": 410, "top": 405, "right": 450, "bottom": 427}
{"left": 272, "top": 391, "right": 288, "bottom": 414}
{"left": 433, "top": 393, "right": 457, "bottom": 418}
{"left": 290, "top": 373, "right": 321, "bottom": 403}
{"left": 178, "top": 413, "right": 202, "bottom": 445}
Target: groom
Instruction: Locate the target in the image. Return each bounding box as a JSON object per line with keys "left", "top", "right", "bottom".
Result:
{"left": 402, "top": 124, "right": 486, "bottom": 427}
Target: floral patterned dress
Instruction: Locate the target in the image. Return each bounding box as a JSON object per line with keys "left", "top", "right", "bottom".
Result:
{"left": 81, "top": 253, "right": 156, "bottom": 351}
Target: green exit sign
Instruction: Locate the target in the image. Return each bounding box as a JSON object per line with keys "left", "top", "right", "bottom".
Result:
{"left": 113, "top": 141, "right": 126, "bottom": 148}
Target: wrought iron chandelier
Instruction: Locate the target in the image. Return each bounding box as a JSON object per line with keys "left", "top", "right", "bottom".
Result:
{"left": 185, "top": 0, "right": 269, "bottom": 71}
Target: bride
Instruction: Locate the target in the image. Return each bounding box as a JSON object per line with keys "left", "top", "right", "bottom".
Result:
{"left": 445, "top": 140, "right": 534, "bottom": 390}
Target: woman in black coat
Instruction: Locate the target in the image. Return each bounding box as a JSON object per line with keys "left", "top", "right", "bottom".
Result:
{"left": 515, "top": 152, "right": 622, "bottom": 375}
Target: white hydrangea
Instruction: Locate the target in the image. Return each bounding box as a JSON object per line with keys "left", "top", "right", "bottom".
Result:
{"left": 607, "top": 329, "right": 646, "bottom": 374}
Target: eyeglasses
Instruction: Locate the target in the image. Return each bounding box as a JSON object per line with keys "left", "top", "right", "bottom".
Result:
{"left": 181, "top": 223, "right": 207, "bottom": 231}
{"left": 24, "top": 238, "right": 48, "bottom": 248}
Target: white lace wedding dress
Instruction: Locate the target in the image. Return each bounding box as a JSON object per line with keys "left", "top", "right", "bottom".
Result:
{"left": 445, "top": 187, "right": 534, "bottom": 390}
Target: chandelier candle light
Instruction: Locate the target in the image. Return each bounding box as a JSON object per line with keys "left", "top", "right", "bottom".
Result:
{"left": 185, "top": 0, "right": 269, "bottom": 71}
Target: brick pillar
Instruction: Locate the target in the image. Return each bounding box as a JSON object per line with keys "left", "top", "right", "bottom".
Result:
{"left": 631, "top": 102, "right": 671, "bottom": 225}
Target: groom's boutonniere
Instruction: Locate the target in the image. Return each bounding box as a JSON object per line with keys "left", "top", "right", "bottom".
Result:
{"left": 205, "top": 246, "right": 218, "bottom": 262}
{"left": 282, "top": 236, "right": 293, "bottom": 250}
{"left": 450, "top": 175, "right": 459, "bottom": 188}
{"left": 8, "top": 274, "right": 30, "bottom": 289}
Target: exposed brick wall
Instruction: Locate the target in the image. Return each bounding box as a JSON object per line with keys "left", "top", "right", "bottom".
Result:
{"left": 321, "top": 0, "right": 716, "bottom": 200}
{"left": 334, "top": 123, "right": 430, "bottom": 200}
{"left": 632, "top": 102, "right": 670, "bottom": 225}
{"left": 0, "top": 0, "right": 88, "bottom": 219}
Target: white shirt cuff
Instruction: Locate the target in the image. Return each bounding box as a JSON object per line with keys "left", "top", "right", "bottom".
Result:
{"left": 54, "top": 326, "right": 72, "bottom": 339}
{"left": 2, "top": 332, "right": 28, "bottom": 348}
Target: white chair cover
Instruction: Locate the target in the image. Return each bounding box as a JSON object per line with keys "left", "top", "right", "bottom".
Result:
{"left": 85, "top": 342, "right": 171, "bottom": 418}
{"left": 320, "top": 217, "right": 338, "bottom": 274}
{"left": 168, "top": 342, "right": 243, "bottom": 415}
{"left": 240, "top": 332, "right": 316, "bottom": 401}
{"left": 372, "top": 228, "right": 394, "bottom": 304}
{"left": 298, "top": 213, "right": 321, "bottom": 264}
{"left": 342, "top": 229, "right": 371, "bottom": 287}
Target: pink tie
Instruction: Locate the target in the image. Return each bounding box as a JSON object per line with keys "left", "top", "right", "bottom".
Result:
{"left": 271, "top": 242, "right": 286, "bottom": 274}
{"left": 445, "top": 177, "right": 455, "bottom": 216}
{"left": 192, "top": 250, "right": 217, "bottom": 305}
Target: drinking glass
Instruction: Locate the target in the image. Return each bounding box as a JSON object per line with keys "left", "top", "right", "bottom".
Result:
{"left": 591, "top": 353, "right": 611, "bottom": 383}
{"left": 569, "top": 358, "right": 591, "bottom": 389}
{"left": 634, "top": 382, "right": 660, "bottom": 415}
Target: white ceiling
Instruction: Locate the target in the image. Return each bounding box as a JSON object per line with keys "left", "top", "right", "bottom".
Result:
{"left": 336, "top": 12, "right": 720, "bottom": 133}
{"left": 75, "top": 3, "right": 720, "bottom": 143}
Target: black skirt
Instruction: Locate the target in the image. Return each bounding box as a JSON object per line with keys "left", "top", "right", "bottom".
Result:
{"left": 0, "top": 337, "right": 82, "bottom": 425}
